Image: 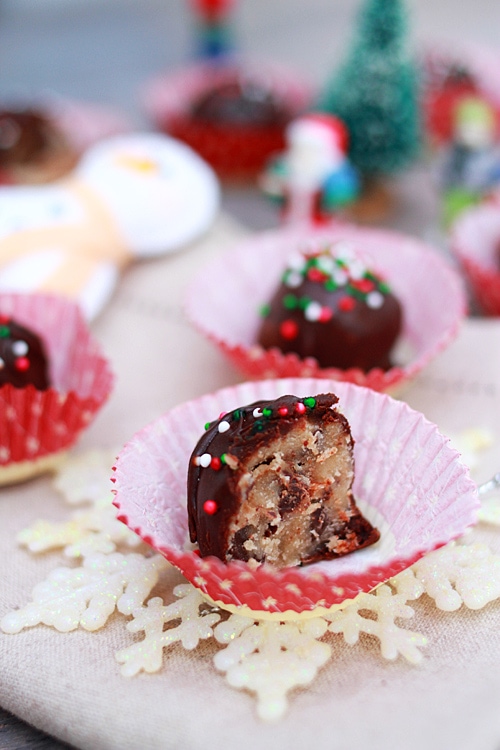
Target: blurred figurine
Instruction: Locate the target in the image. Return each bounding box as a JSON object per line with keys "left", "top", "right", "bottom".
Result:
{"left": 261, "top": 113, "right": 359, "bottom": 225}
{"left": 440, "top": 96, "right": 500, "bottom": 225}
{"left": 189, "top": 0, "right": 236, "bottom": 59}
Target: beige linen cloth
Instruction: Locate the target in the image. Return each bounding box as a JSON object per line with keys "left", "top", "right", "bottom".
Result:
{"left": 1, "top": 215, "right": 500, "bottom": 750}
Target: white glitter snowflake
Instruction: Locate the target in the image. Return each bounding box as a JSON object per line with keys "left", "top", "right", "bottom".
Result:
{"left": 0, "top": 552, "right": 168, "bottom": 633}
{"left": 4, "top": 449, "right": 500, "bottom": 723}
{"left": 325, "top": 582, "right": 427, "bottom": 664}
{"left": 213, "top": 614, "right": 330, "bottom": 721}
{"left": 18, "top": 450, "right": 141, "bottom": 557}
{"left": 116, "top": 584, "right": 221, "bottom": 677}
{"left": 412, "top": 542, "right": 500, "bottom": 611}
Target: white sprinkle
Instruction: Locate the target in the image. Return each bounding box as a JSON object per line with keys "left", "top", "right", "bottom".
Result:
{"left": 333, "top": 269, "right": 348, "bottom": 286}
{"left": 253, "top": 408, "right": 263, "bottom": 418}
{"left": 218, "top": 421, "right": 230, "bottom": 433}
{"left": 333, "top": 242, "right": 355, "bottom": 261}
{"left": 285, "top": 271, "right": 302, "bottom": 288}
{"left": 304, "top": 301, "right": 322, "bottom": 321}
{"left": 199, "top": 453, "right": 212, "bottom": 468}
{"left": 367, "top": 291, "right": 384, "bottom": 309}
{"left": 12, "top": 340, "right": 28, "bottom": 356}
{"left": 287, "top": 253, "right": 305, "bottom": 271}
{"left": 348, "top": 261, "right": 366, "bottom": 280}
{"left": 317, "top": 255, "right": 334, "bottom": 274}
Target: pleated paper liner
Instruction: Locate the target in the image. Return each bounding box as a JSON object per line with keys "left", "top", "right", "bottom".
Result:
{"left": 112, "top": 378, "right": 479, "bottom": 621}
{"left": 184, "top": 223, "right": 467, "bottom": 394}
{"left": 142, "top": 59, "right": 312, "bottom": 180}
{"left": 0, "top": 293, "right": 114, "bottom": 485}
{"left": 450, "top": 199, "right": 500, "bottom": 315}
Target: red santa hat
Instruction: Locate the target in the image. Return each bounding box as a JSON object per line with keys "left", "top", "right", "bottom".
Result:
{"left": 286, "top": 113, "right": 350, "bottom": 155}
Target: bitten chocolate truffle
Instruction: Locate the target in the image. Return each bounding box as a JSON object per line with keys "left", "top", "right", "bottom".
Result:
{"left": 0, "top": 315, "right": 50, "bottom": 390}
{"left": 258, "top": 245, "right": 402, "bottom": 371}
{"left": 190, "top": 79, "right": 290, "bottom": 128}
{"left": 187, "top": 393, "right": 379, "bottom": 568}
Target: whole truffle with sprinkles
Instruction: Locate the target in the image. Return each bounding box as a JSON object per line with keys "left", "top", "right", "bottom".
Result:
{"left": 187, "top": 392, "right": 379, "bottom": 568}
{"left": 0, "top": 315, "right": 49, "bottom": 390}
{"left": 258, "top": 243, "right": 402, "bottom": 371}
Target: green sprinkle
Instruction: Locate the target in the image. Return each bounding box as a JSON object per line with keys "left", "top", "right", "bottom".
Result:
{"left": 379, "top": 282, "right": 390, "bottom": 294}
{"left": 304, "top": 397, "right": 316, "bottom": 408}
{"left": 0, "top": 326, "right": 9, "bottom": 338}
{"left": 232, "top": 409, "right": 241, "bottom": 420}
{"left": 259, "top": 303, "right": 271, "bottom": 317}
{"left": 324, "top": 279, "right": 337, "bottom": 292}
{"left": 204, "top": 422, "right": 211, "bottom": 431}
{"left": 298, "top": 296, "right": 311, "bottom": 310}
{"left": 262, "top": 407, "right": 272, "bottom": 417}
{"left": 220, "top": 453, "right": 227, "bottom": 464}
{"left": 283, "top": 294, "right": 298, "bottom": 310}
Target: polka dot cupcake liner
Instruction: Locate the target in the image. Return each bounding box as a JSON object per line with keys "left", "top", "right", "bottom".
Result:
{"left": 184, "top": 223, "right": 467, "bottom": 394}
{"left": 0, "top": 293, "right": 114, "bottom": 484}
{"left": 142, "top": 59, "right": 312, "bottom": 180}
{"left": 112, "top": 377, "right": 479, "bottom": 620}
{"left": 450, "top": 199, "right": 500, "bottom": 315}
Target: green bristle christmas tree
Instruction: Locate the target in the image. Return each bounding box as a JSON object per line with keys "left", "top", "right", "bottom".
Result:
{"left": 319, "top": 0, "right": 420, "bottom": 177}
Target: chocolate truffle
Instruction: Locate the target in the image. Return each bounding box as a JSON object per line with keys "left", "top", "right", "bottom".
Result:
{"left": 258, "top": 245, "right": 402, "bottom": 371}
{"left": 190, "top": 79, "right": 290, "bottom": 128}
{"left": 0, "top": 109, "right": 54, "bottom": 168}
{"left": 187, "top": 393, "right": 379, "bottom": 568}
{"left": 0, "top": 315, "right": 50, "bottom": 390}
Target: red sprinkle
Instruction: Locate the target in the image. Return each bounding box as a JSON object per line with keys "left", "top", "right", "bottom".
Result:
{"left": 279, "top": 319, "right": 299, "bottom": 340}
{"left": 14, "top": 357, "right": 30, "bottom": 372}
{"left": 338, "top": 296, "right": 356, "bottom": 312}
{"left": 295, "top": 401, "right": 306, "bottom": 414}
{"left": 278, "top": 406, "right": 289, "bottom": 417}
{"left": 352, "top": 278, "right": 375, "bottom": 293}
{"left": 203, "top": 499, "right": 218, "bottom": 515}
{"left": 319, "top": 306, "right": 333, "bottom": 322}
{"left": 210, "top": 456, "right": 221, "bottom": 470}
{"left": 0, "top": 314, "right": 9, "bottom": 325}
{"left": 307, "top": 268, "right": 327, "bottom": 282}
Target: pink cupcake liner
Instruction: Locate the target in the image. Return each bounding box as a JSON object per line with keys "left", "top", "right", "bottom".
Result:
{"left": 48, "top": 97, "right": 132, "bottom": 154}
{"left": 450, "top": 199, "right": 500, "bottom": 315}
{"left": 142, "top": 59, "right": 312, "bottom": 179}
{"left": 0, "top": 293, "right": 113, "bottom": 479}
{"left": 112, "top": 377, "right": 479, "bottom": 619}
{"left": 184, "top": 223, "right": 467, "bottom": 394}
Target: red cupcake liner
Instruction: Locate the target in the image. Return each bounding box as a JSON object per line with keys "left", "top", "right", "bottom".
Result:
{"left": 142, "top": 59, "right": 313, "bottom": 179}
{"left": 112, "top": 378, "right": 479, "bottom": 619}
{"left": 450, "top": 199, "right": 500, "bottom": 315}
{"left": 184, "top": 223, "right": 467, "bottom": 394}
{"left": 0, "top": 293, "right": 113, "bottom": 481}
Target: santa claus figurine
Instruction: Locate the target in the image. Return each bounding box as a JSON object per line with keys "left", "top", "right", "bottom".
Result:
{"left": 260, "top": 112, "right": 359, "bottom": 225}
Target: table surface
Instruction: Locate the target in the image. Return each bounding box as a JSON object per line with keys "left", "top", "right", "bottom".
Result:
{"left": 1, "top": 0, "right": 500, "bottom": 747}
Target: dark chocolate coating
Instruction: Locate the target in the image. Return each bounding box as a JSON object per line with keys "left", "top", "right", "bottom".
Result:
{"left": 187, "top": 393, "right": 379, "bottom": 566}
{"left": 0, "top": 109, "right": 54, "bottom": 167}
{"left": 258, "top": 266, "right": 402, "bottom": 371}
{"left": 0, "top": 317, "right": 50, "bottom": 390}
{"left": 191, "top": 80, "right": 289, "bottom": 127}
